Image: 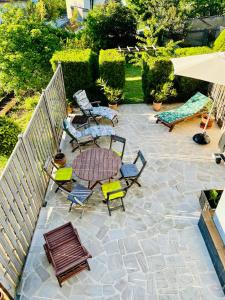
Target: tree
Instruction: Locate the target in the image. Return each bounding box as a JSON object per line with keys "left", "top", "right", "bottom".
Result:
{"left": 0, "top": 2, "right": 73, "bottom": 95}
{"left": 179, "top": 0, "right": 225, "bottom": 17}
{"left": 83, "top": 0, "right": 137, "bottom": 51}
{"left": 128, "top": 0, "right": 186, "bottom": 45}
{"left": 35, "top": 0, "right": 66, "bottom": 20}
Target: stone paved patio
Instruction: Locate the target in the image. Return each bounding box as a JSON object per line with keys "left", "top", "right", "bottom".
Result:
{"left": 18, "top": 104, "right": 225, "bottom": 300}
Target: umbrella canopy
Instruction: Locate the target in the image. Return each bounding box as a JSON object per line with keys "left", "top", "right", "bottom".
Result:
{"left": 171, "top": 52, "right": 225, "bottom": 85}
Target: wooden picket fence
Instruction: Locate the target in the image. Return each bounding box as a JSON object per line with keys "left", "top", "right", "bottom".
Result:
{"left": 0, "top": 64, "right": 67, "bottom": 299}
{"left": 210, "top": 83, "right": 225, "bottom": 128}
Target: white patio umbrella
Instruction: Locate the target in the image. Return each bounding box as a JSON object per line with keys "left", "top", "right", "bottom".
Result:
{"left": 171, "top": 52, "right": 225, "bottom": 144}
{"left": 171, "top": 52, "right": 225, "bottom": 86}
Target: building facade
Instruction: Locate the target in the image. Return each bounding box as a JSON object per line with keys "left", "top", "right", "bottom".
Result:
{"left": 66, "top": 0, "right": 105, "bottom": 19}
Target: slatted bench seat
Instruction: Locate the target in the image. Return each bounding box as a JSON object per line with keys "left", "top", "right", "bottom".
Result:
{"left": 43, "top": 222, "right": 92, "bottom": 286}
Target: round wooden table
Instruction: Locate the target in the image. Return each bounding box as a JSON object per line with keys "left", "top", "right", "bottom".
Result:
{"left": 73, "top": 148, "right": 121, "bottom": 189}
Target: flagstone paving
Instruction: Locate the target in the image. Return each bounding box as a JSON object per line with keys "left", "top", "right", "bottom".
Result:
{"left": 18, "top": 104, "right": 225, "bottom": 299}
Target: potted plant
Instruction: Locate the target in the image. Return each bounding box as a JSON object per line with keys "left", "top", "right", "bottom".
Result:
{"left": 200, "top": 113, "right": 214, "bottom": 129}
{"left": 67, "top": 99, "right": 74, "bottom": 115}
{"left": 97, "top": 79, "right": 123, "bottom": 110}
{"left": 0, "top": 290, "right": 5, "bottom": 300}
{"left": 200, "top": 101, "right": 214, "bottom": 129}
{"left": 54, "top": 152, "right": 66, "bottom": 168}
{"left": 199, "top": 189, "right": 223, "bottom": 210}
{"left": 151, "top": 82, "right": 177, "bottom": 112}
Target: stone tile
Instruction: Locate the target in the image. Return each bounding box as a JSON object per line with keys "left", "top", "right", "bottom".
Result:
{"left": 123, "top": 254, "right": 140, "bottom": 272}
{"left": 140, "top": 238, "right": 160, "bottom": 256}
{"left": 148, "top": 255, "right": 166, "bottom": 272}
{"left": 18, "top": 104, "right": 225, "bottom": 300}
{"left": 123, "top": 237, "right": 141, "bottom": 254}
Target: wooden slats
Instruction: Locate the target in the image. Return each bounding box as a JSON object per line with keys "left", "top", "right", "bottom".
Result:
{"left": 0, "top": 64, "right": 67, "bottom": 298}
{"left": 209, "top": 83, "right": 225, "bottom": 128}
{"left": 43, "top": 222, "right": 92, "bottom": 286}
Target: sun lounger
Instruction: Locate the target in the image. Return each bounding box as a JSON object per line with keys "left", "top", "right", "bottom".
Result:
{"left": 155, "top": 92, "right": 212, "bottom": 132}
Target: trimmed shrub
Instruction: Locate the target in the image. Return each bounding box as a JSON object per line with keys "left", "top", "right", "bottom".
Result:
{"left": 0, "top": 117, "right": 21, "bottom": 156}
{"left": 99, "top": 49, "right": 125, "bottom": 89}
{"left": 175, "top": 46, "right": 212, "bottom": 57}
{"left": 213, "top": 29, "right": 225, "bottom": 51}
{"left": 142, "top": 55, "right": 175, "bottom": 103}
{"left": 51, "top": 49, "right": 97, "bottom": 100}
{"left": 24, "top": 95, "right": 39, "bottom": 110}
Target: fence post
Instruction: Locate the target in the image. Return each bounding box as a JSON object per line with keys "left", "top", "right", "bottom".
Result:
{"left": 42, "top": 89, "right": 59, "bottom": 152}
{"left": 58, "top": 62, "right": 67, "bottom": 116}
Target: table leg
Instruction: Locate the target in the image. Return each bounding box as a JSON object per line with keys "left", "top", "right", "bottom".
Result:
{"left": 89, "top": 181, "right": 101, "bottom": 189}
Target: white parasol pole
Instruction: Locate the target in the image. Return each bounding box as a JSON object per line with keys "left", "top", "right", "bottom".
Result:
{"left": 202, "top": 100, "right": 216, "bottom": 133}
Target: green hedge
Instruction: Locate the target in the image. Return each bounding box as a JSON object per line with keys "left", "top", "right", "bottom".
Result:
{"left": 214, "top": 29, "right": 225, "bottom": 51}
{"left": 175, "top": 46, "right": 212, "bottom": 57}
{"left": 99, "top": 49, "right": 125, "bottom": 89}
{"left": 142, "top": 45, "right": 214, "bottom": 103}
{"left": 142, "top": 55, "right": 174, "bottom": 102}
{"left": 51, "top": 49, "right": 97, "bottom": 101}
{"left": 0, "top": 117, "right": 21, "bottom": 156}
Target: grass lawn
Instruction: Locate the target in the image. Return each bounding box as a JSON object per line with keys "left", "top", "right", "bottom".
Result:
{"left": 124, "top": 64, "right": 144, "bottom": 104}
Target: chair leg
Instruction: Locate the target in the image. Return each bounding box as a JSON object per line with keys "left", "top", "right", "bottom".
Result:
{"left": 80, "top": 207, "right": 85, "bottom": 219}
{"left": 72, "top": 144, "right": 80, "bottom": 152}
{"left": 55, "top": 187, "right": 59, "bottom": 193}
{"left": 69, "top": 202, "right": 73, "bottom": 212}
{"left": 87, "top": 261, "right": 91, "bottom": 271}
{"left": 107, "top": 201, "right": 111, "bottom": 216}
{"left": 121, "top": 198, "right": 125, "bottom": 211}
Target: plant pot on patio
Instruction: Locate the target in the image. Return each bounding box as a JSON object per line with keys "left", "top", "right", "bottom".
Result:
{"left": 199, "top": 189, "right": 223, "bottom": 211}
{"left": 153, "top": 101, "right": 162, "bottom": 111}
{"left": 200, "top": 113, "right": 214, "bottom": 129}
{"left": 0, "top": 290, "right": 5, "bottom": 300}
{"left": 53, "top": 152, "right": 66, "bottom": 168}
{"left": 108, "top": 103, "right": 118, "bottom": 110}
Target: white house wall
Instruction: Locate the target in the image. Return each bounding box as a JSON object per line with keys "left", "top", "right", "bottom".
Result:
{"left": 66, "top": 0, "right": 106, "bottom": 19}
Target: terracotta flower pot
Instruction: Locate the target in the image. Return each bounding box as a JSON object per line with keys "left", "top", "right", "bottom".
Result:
{"left": 108, "top": 103, "right": 118, "bottom": 110}
{"left": 153, "top": 102, "right": 162, "bottom": 111}
{"left": 200, "top": 113, "right": 214, "bottom": 129}
{"left": 0, "top": 291, "right": 4, "bottom": 300}
{"left": 54, "top": 153, "right": 66, "bottom": 168}
{"left": 67, "top": 104, "right": 73, "bottom": 114}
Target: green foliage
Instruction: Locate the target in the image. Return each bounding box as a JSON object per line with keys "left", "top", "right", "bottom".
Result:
{"left": 24, "top": 95, "right": 39, "bottom": 110}
{"left": 128, "top": 0, "right": 187, "bottom": 45}
{"left": 129, "top": 0, "right": 225, "bottom": 21}
{"left": 142, "top": 55, "right": 176, "bottom": 103}
{"left": 173, "top": 46, "right": 212, "bottom": 99}
{"left": 99, "top": 49, "right": 125, "bottom": 90}
{"left": 84, "top": 0, "right": 137, "bottom": 51}
{"left": 179, "top": 0, "right": 225, "bottom": 17}
{"left": 36, "top": 0, "right": 66, "bottom": 20}
{"left": 175, "top": 46, "right": 212, "bottom": 57}
{"left": 214, "top": 30, "right": 225, "bottom": 51}
{"left": 97, "top": 79, "right": 123, "bottom": 104}
{"left": 175, "top": 76, "right": 207, "bottom": 101}
{"left": 0, "top": 117, "right": 21, "bottom": 156}
{"left": 0, "top": 3, "right": 73, "bottom": 95}
{"left": 0, "top": 155, "right": 8, "bottom": 174}
{"left": 51, "top": 49, "right": 97, "bottom": 100}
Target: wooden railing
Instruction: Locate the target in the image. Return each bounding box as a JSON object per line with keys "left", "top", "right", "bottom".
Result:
{"left": 209, "top": 83, "right": 225, "bottom": 128}
{"left": 0, "top": 63, "right": 67, "bottom": 299}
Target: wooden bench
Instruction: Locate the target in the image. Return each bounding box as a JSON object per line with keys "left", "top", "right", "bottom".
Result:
{"left": 43, "top": 222, "right": 92, "bottom": 286}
